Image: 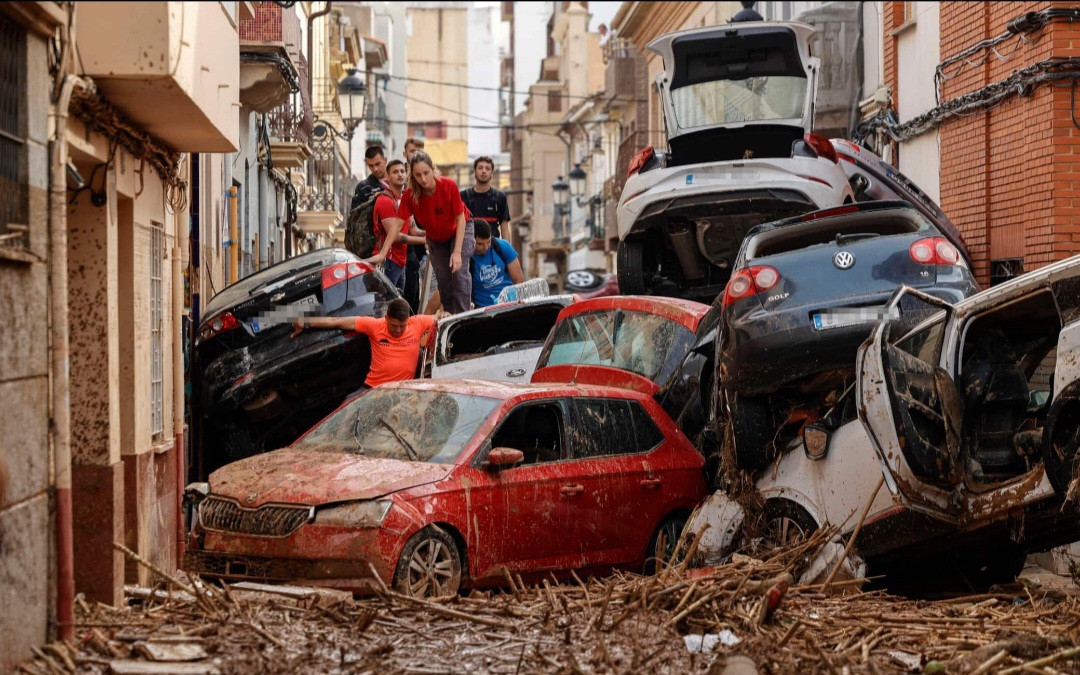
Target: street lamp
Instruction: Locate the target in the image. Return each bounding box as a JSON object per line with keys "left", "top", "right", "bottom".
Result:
{"left": 552, "top": 176, "right": 569, "bottom": 241}
{"left": 568, "top": 164, "right": 587, "bottom": 206}
{"left": 337, "top": 68, "right": 368, "bottom": 123}
{"left": 312, "top": 68, "right": 369, "bottom": 142}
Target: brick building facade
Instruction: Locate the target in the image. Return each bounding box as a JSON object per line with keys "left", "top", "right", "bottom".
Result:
{"left": 884, "top": 1, "right": 1080, "bottom": 285}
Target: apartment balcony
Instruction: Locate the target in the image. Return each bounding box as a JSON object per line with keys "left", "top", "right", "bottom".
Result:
{"left": 603, "top": 38, "right": 643, "bottom": 106}
{"left": 239, "top": 1, "right": 303, "bottom": 113}
{"left": 76, "top": 1, "right": 239, "bottom": 152}
{"left": 365, "top": 98, "right": 390, "bottom": 145}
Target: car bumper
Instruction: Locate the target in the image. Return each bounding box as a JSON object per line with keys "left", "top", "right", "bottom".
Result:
{"left": 189, "top": 521, "right": 406, "bottom": 594}
{"left": 617, "top": 158, "right": 852, "bottom": 240}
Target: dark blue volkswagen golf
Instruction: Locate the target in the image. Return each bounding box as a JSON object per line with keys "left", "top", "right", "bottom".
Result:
{"left": 718, "top": 200, "right": 980, "bottom": 470}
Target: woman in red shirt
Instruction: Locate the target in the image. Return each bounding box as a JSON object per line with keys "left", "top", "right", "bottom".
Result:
{"left": 385, "top": 152, "right": 476, "bottom": 314}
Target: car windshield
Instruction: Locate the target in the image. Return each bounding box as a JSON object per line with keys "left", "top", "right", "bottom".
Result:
{"left": 541, "top": 309, "right": 696, "bottom": 384}
{"left": 292, "top": 388, "right": 501, "bottom": 464}
{"left": 203, "top": 248, "right": 354, "bottom": 318}
{"left": 672, "top": 76, "right": 807, "bottom": 129}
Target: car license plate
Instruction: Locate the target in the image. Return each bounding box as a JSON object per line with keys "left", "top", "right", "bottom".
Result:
{"left": 252, "top": 294, "right": 318, "bottom": 334}
{"left": 813, "top": 306, "right": 896, "bottom": 331}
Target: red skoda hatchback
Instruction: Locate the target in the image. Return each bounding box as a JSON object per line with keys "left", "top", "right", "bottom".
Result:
{"left": 185, "top": 379, "right": 708, "bottom": 597}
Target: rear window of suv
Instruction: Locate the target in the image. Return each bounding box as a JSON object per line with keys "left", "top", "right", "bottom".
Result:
{"left": 746, "top": 212, "right": 929, "bottom": 260}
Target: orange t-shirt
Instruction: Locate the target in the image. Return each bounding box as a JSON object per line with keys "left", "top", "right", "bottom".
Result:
{"left": 353, "top": 315, "right": 437, "bottom": 387}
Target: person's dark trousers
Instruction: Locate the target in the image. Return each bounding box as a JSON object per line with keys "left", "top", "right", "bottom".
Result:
{"left": 404, "top": 245, "right": 422, "bottom": 312}
{"left": 426, "top": 220, "right": 475, "bottom": 314}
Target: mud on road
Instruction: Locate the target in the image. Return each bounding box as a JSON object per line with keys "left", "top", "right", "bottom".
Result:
{"left": 16, "top": 533, "right": 1080, "bottom": 675}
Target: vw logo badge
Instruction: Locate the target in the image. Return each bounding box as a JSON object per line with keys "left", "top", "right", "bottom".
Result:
{"left": 833, "top": 251, "right": 855, "bottom": 269}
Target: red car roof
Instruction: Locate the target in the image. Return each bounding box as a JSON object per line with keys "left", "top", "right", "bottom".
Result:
{"left": 554, "top": 295, "right": 711, "bottom": 332}
{"left": 380, "top": 377, "right": 657, "bottom": 402}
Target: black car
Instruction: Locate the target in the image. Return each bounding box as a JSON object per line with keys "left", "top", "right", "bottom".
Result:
{"left": 192, "top": 248, "right": 402, "bottom": 479}
{"left": 718, "top": 200, "right": 980, "bottom": 470}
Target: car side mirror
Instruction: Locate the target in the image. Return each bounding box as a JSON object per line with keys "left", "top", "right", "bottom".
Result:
{"left": 484, "top": 447, "right": 524, "bottom": 471}
{"left": 803, "top": 425, "right": 831, "bottom": 461}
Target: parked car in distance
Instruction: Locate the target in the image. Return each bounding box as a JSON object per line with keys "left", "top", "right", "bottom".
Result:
{"left": 616, "top": 21, "right": 853, "bottom": 302}
{"left": 184, "top": 379, "right": 710, "bottom": 596}
{"left": 532, "top": 296, "right": 721, "bottom": 453}
{"left": 691, "top": 253, "right": 1080, "bottom": 591}
{"left": 719, "top": 200, "right": 980, "bottom": 470}
{"left": 564, "top": 268, "right": 619, "bottom": 299}
{"left": 192, "top": 248, "right": 402, "bottom": 480}
{"left": 424, "top": 294, "right": 576, "bottom": 382}
{"left": 831, "top": 138, "right": 973, "bottom": 264}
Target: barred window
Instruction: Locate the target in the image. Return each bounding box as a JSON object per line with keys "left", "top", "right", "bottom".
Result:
{"left": 150, "top": 221, "right": 165, "bottom": 440}
{"left": 0, "top": 12, "right": 28, "bottom": 252}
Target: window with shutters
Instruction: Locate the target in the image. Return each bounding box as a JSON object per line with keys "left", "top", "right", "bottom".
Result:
{"left": 151, "top": 221, "right": 165, "bottom": 440}
{"left": 0, "top": 12, "right": 28, "bottom": 254}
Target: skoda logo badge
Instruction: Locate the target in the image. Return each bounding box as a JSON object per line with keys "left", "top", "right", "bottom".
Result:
{"left": 506, "top": 368, "right": 526, "bottom": 378}
{"left": 245, "top": 492, "right": 258, "bottom": 505}
{"left": 833, "top": 251, "right": 855, "bottom": 270}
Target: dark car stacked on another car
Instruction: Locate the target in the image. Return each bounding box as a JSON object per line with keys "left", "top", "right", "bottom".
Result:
{"left": 192, "top": 248, "right": 402, "bottom": 479}
{"left": 718, "top": 200, "right": 980, "bottom": 469}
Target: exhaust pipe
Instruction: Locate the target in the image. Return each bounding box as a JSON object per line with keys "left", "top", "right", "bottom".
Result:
{"left": 666, "top": 223, "right": 707, "bottom": 280}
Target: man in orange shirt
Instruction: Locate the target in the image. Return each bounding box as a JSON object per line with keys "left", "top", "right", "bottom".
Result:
{"left": 291, "top": 298, "right": 444, "bottom": 396}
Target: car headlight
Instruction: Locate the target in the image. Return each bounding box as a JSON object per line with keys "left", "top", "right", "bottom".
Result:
{"left": 313, "top": 500, "right": 393, "bottom": 528}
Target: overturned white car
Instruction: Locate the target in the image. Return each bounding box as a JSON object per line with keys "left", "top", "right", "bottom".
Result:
{"left": 690, "top": 253, "right": 1080, "bottom": 590}
{"left": 616, "top": 21, "right": 854, "bottom": 301}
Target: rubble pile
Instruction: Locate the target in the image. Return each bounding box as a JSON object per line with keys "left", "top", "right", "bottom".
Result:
{"left": 16, "top": 535, "right": 1080, "bottom": 675}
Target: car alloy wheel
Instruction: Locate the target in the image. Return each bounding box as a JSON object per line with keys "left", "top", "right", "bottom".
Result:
{"left": 566, "top": 269, "right": 601, "bottom": 290}
{"left": 394, "top": 527, "right": 463, "bottom": 598}
{"left": 761, "top": 500, "right": 817, "bottom": 551}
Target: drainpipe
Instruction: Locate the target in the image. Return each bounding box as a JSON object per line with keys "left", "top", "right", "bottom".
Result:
{"left": 307, "top": 1, "right": 333, "bottom": 111}
{"left": 50, "top": 73, "right": 92, "bottom": 644}
{"left": 258, "top": 162, "right": 267, "bottom": 269}
{"left": 173, "top": 158, "right": 189, "bottom": 568}
{"left": 228, "top": 186, "right": 239, "bottom": 283}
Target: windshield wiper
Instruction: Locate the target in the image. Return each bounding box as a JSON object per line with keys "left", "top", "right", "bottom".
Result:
{"left": 379, "top": 417, "right": 419, "bottom": 462}
{"left": 835, "top": 232, "right": 881, "bottom": 245}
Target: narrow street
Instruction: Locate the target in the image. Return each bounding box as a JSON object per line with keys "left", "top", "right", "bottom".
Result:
{"left": 5, "top": 2, "right": 1080, "bottom": 674}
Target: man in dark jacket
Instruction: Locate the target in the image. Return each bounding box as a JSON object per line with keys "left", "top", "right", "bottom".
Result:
{"left": 350, "top": 145, "right": 390, "bottom": 212}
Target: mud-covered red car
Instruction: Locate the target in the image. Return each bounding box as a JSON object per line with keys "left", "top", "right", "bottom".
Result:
{"left": 192, "top": 248, "right": 401, "bottom": 478}
{"left": 691, "top": 253, "right": 1080, "bottom": 590}
{"left": 532, "top": 296, "right": 721, "bottom": 450}
{"left": 184, "top": 379, "right": 709, "bottom": 597}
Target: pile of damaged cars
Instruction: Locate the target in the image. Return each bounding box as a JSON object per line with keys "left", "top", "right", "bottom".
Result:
{"left": 184, "top": 292, "right": 721, "bottom": 597}
{"left": 184, "top": 16, "right": 1080, "bottom": 600}
{"left": 694, "top": 252, "right": 1080, "bottom": 591}
{"left": 615, "top": 21, "right": 854, "bottom": 301}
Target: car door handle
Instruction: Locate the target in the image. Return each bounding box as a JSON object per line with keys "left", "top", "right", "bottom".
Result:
{"left": 640, "top": 478, "right": 662, "bottom": 489}
{"left": 560, "top": 484, "right": 585, "bottom": 496}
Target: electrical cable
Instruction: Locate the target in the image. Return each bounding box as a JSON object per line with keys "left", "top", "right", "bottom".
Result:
{"left": 383, "top": 72, "right": 649, "bottom": 104}
{"left": 857, "top": 58, "right": 1080, "bottom": 146}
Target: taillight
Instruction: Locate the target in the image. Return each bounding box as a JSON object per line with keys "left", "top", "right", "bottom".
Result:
{"left": 321, "top": 262, "right": 372, "bottom": 289}
{"left": 910, "top": 237, "right": 963, "bottom": 266}
{"left": 804, "top": 132, "right": 839, "bottom": 163}
{"left": 802, "top": 204, "right": 860, "bottom": 222}
{"left": 627, "top": 146, "right": 655, "bottom": 178}
{"left": 723, "top": 265, "right": 780, "bottom": 306}
{"left": 198, "top": 312, "right": 240, "bottom": 342}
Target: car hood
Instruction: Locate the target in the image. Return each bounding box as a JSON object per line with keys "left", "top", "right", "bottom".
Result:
{"left": 208, "top": 448, "right": 455, "bottom": 507}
